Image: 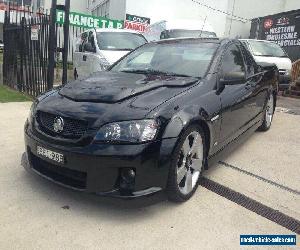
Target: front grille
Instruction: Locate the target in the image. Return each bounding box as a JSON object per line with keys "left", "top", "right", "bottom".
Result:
{"left": 30, "top": 151, "right": 87, "bottom": 189}
{"left": 36, "top": 111, "right": 88, "bottom": 139}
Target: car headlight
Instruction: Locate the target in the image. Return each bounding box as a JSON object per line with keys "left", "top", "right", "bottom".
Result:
{"left": 285, "top": 69, "right": 291, "bottom": 76}
{"left": 94, "top": 119, "right": 159, "bottom": 143}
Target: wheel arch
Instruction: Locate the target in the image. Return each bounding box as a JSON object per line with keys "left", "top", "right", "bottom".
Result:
{"left": 186, "top": 119, "right": 211, "bottom": 170}
{"left": 163, "top": 116, "right": 211, "bottom": 170}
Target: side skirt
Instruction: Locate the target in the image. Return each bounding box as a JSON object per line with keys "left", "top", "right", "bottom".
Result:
{"left": 206, "top": 120, "right": 262, "bottom": 169}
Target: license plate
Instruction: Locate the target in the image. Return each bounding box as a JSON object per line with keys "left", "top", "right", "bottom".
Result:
{"left": 37, "top": 145, "right": 64, "bottom": 164}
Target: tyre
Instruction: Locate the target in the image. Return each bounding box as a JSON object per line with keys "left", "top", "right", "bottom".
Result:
{"left": 167, "top": 125, "right": 206, "bottom": 202}
{"left": 258, "top": 92, "right": 275, "bottom": 131}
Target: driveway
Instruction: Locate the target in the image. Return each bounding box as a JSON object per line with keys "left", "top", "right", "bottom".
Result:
{"left": 0, "top": 100, "right": 299, "bottom": 250}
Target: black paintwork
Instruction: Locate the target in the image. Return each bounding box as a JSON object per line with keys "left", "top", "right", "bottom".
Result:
{"left": 22, "top": 38, "right": 278, "bottom": 198}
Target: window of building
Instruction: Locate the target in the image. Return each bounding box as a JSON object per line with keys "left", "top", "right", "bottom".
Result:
{"left": 92, "top": 0, "right": 110, "bottom": 18}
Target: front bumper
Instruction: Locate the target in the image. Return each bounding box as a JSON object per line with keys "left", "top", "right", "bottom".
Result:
{"left": 23, "top": 124, "right": 177, "bottom": 199}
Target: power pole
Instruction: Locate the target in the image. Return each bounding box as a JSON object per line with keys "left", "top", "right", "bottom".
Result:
{"left": 228, "top": 0, "right": 236, "bottom": 37}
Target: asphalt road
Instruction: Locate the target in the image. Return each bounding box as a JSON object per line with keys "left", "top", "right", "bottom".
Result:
{"left": 0, "top": 99, "right": 299, "bottom": 250}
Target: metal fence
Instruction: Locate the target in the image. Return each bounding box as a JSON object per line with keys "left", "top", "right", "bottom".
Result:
{"left": 3, "top": 4, "right": 86, "bottom": 97}
{"left": 3, "top": 6, "right": 50, "bottom": 96}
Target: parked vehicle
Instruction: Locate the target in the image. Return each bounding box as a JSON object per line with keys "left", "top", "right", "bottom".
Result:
{"left": 143, "top": 19, "right": 217, "bottom": 41}
{"left": 240, "top": 39, "right": 291, "bottom": 90}
{"left": 73, "top": 29, "right": 147, "bottom": 79}
{"left": 23, "top": 38, "right": 278, "bottom": 202}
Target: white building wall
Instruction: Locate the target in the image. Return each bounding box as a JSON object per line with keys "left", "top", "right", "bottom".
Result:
{"left": 41, "top": 0, "right": 89, "bottom": 13}
{"left": 88, "top": 0, "right": 125, "bottom": 20}
{"left": 108, "top": 0, "right": 126, "bottom": 20}
{"left": 225, "top": 0, "right": 300, "bottom": 38}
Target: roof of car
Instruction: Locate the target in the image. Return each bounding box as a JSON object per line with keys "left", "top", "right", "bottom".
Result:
{"left": 153, "top": 37, "right": 232, "bottom": 44}
{"left": 94, "top": 28, "right": 142, "bottom": 34}
{"left": 239, "top": 39, "right": 277, "bottom": 44}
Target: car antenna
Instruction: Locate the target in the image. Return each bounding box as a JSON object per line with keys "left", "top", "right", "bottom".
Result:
{"left": 199, "top": 15, "right": 207, "bottom": 38}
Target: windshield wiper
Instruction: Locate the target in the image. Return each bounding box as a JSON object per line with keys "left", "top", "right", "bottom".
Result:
{"left": 120, "top": 69, "right": 164, "bottom": 74}
{"left": 120, "top": 69, "right": 194, "bottom": 78}
{"left": 164, "top": 72, "right": 192, "bottom": 77}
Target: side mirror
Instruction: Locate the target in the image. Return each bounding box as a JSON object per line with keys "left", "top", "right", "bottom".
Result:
{"left": 83, "top": 42, "right": 96, "bottom": 53}
{"left": 220, "top": 71, "right": 246, "bottom": 85}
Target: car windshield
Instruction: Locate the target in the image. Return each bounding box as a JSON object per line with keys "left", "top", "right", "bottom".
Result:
{"left": 96, "top": 32, "right": 147, "bottom": 51}
{"left": 161, "top": 29, "right": 217, "bottom": 39}
{"left": 110, "top": 41, "right": 218, "bottom": 78}
{"left": 248, "top": 40, "right": 287, "bottom": 57}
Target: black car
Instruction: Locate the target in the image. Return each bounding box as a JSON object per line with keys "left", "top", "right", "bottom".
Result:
{"left": 22, "top": 38, "right": 278, "bottom": 202}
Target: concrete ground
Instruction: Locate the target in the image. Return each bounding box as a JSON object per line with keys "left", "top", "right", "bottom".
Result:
{"left": 0, "top": 99, "right": 299, "bottom": 250}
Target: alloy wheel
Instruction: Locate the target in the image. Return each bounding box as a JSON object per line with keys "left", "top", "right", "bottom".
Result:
{"left": 176, "top": 131, "right": 203, "bottom": 195}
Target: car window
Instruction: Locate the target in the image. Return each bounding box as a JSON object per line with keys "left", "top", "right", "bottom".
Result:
{"left": 76, "top": 31, "right": 96, "bottom": 53}
{"left": 240, "top": 44, "right": 257, "bottom": 76}
{"left": 220, "top": 44, "right": 245, "bottom": 77}
{"left": 248, "top": 40, "right": 287, "bottom": 57}
{"left": 128, "top": 50, "right": 155, "bottom": 66}
{"left": 75, "top": 32, "right": 87, "bottom": 52}
{"left": 111, "top": 42, "right": 218, "bottom": 78}
{"left": 96, "top": 32, "right": 147, "bottom": 51}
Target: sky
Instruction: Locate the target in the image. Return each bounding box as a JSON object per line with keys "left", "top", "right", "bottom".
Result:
{"left": 126, "top": 0, "right": 230, "bottom": 36}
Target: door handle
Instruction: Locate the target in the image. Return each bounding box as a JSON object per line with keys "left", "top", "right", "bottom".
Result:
{"left": 83, "top": 55, "right": 87, "bottom": 61}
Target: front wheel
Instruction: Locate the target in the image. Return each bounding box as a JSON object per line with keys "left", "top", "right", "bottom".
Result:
{"left": 258, "top": 92, "right": 274, "bottom": 131}
{"left": 167, "top": 125, "right": 206, "bottom": 202}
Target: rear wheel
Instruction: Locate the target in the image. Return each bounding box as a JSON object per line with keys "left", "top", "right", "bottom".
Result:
{"left": 258, "top": 92, "right": 274, "bottom": 131}
{"left": 167, "top": 125, "right": 206, "bottom": 202}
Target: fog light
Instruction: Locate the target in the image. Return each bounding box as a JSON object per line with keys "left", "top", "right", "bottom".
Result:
{"left": 121, "top": 168, "right": 135, "bottom": 183}
{"left": 120, "top": 168, "right": 135, "bottom": 192}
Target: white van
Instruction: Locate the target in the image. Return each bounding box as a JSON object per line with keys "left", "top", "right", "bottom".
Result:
{"left": 73, "top": 29, "right": 147, "bottom": 79}
{"left": 240, "top": 39, "right": 292, "bottom": 90}
{"left": 143, "top": 19, "right": 217, "bottom": 42}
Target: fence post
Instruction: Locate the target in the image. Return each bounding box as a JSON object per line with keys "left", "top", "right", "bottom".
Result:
{"left": 47, "top": 0, "right": 57, "bottom": 90}
{"left": 19, "top": 17, "right": 25, "bottom": 92}
{"left": 2, "top": 10, "right": 8, "bottom": 85}
{"left": 62, "top": 0, "right": 70, "bottom": 85}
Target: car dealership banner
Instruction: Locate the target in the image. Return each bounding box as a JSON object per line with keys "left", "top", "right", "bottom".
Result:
{"left": 250, "top": 10, "right": 300, "bottom": 61}
{"left": 56, "top": 10, "right": 123, "bottom": 29}
{"left": 124, "top": 14, "right": 150, "bottom": 32}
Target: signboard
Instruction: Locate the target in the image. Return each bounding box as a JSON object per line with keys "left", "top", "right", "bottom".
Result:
{"left": 31, "top": 26, "right": 39, "bottom": 40}
{"left": 124, "top": 13, "right": 150, "bottom": 32}
{"left": 250, "top": 10, "right": 300, "bottom": 61}
{"left": 56, "top": 10, "right": 123, "bottom": 29}
{"left": 263, "top": 16, "right": 300, "bottom": 47}
{"left": 126, "top": 14, "right": 150, "bottom": 25}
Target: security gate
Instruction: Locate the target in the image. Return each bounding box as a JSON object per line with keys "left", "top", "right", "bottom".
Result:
{"left": 3, "top": 8, "right": 50, "bottom": 97}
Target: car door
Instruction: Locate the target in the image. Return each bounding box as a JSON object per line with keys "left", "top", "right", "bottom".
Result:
{"left": 240, "top": 44, "right": 268, "bottom": 119}
{"left": 218, "top": 43, "right": 256, "bottom": 145}
{"left": 73, "top": 31, "right": 88, "bottom": 78}
{"left": 73, "top": 30, "right": 99, "bottom": 79}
